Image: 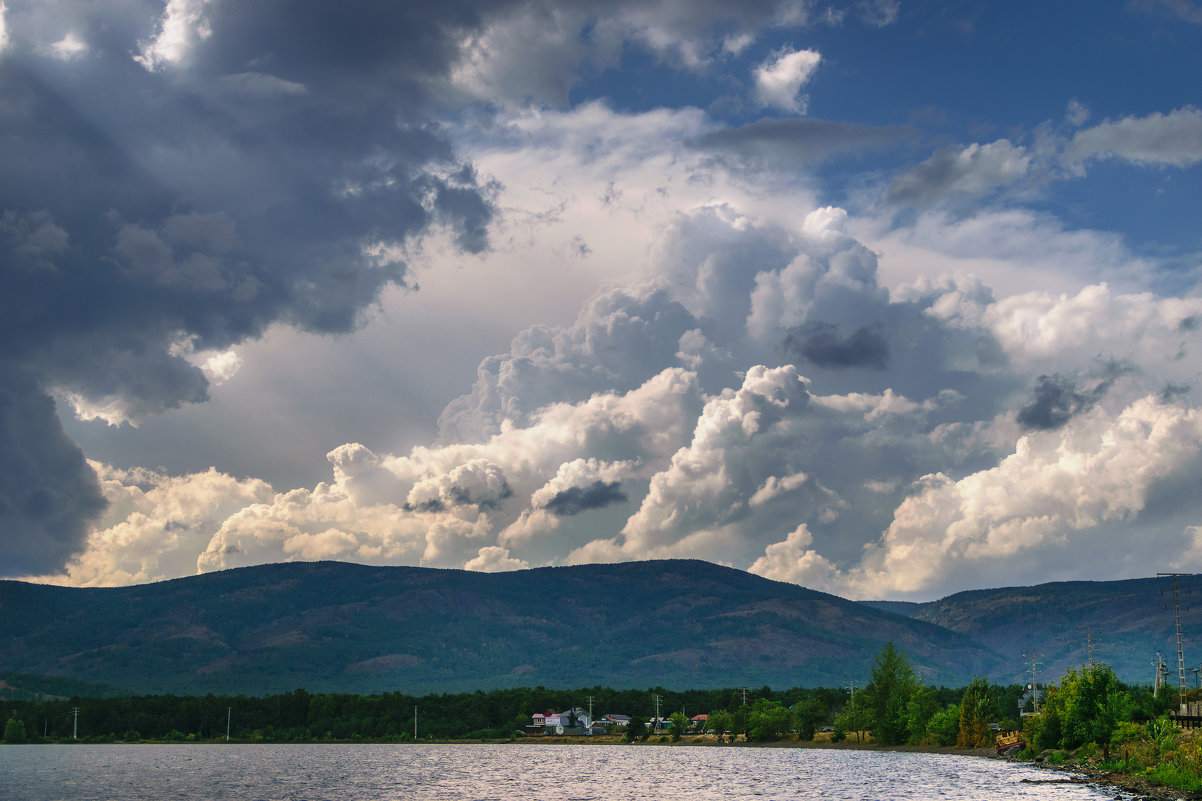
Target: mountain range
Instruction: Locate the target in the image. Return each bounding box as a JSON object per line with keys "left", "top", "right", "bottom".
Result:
{"left": 0, "top": 560, "right": 1195, "bottom": 697}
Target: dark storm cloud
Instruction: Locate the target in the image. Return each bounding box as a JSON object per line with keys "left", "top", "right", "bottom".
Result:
{"left": 0, "top": 369, "right": 106, "bottom": 574}
{"left": 1016, "top": 370, "right": 1124, "bottom": 430}
{"left": 781, "top": 321, "right": 890, "bottom": 370}
{"left": 693, "top": 118, "right": 914, "bottom": 164}
{"left": 542, "top": 481, "right": 628, "bottom": 516}
{"left": 0, "top": 0, "right": 511, "bottom": 575}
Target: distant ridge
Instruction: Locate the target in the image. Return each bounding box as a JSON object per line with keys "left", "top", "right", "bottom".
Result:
{"left": 0, "top": 561, "right": 1193, "bottom": 696}
{"left": 0, "top": 559, "right": 992, "bottom": 695}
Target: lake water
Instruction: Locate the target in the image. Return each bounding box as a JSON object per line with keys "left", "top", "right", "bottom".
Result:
{"left": 0, "top": 743, "right": 1132, "bottom": 801}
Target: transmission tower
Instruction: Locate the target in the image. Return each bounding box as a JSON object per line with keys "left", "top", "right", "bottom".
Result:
{"left": 1024, "top": 654, "right": 1043, "bottom": 712}
{"left": 1075, "top": 626, "right": 1099, "bottom": 668}
{"left": 1159, "top": 572, "right": 1192, "bottom": 712}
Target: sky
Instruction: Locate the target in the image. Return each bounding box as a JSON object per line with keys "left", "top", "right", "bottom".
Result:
{"left": 2, "top": 0, "right": 1201, "bottom": 601}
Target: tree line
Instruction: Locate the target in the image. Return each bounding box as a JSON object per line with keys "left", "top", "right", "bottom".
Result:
{"left": 0, "top": 644, "right": 1171, "bottom": 746}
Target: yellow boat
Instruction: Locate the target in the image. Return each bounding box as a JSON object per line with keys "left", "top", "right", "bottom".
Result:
{"left": 995, "top": 731, "right": 1024, "bottom": 753}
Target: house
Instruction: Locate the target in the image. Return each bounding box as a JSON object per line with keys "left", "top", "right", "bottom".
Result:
{"left": 690, "top": 714, "right": 708, "bottom": 732}
{"left": 554, "top": 707, "right": 593, "bottom": 735}
{"left": 604, "top": 714, "right": 631, "bottom": 728}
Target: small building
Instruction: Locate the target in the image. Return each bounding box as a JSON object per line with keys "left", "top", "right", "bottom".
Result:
{"left": 604, "top": 714, "right": 631, "bottom": 728}
{"left": 554, "top": 708, "right": 593, "bottom": 735}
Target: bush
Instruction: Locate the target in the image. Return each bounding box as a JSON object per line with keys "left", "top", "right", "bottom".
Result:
{"left": 1147, "top": 762, "right": 1202, "bottom": 793}
{"left": 4, "top": 718, "right": 26, "bottom": 744}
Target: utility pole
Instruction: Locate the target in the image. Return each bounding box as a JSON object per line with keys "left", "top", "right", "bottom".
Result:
{"left": 1154, "top": 652, "right": 1169, "bottom": 698}
{"left": 739, "top": 688, "right": 749, "bottom": 706}
{"left": 414, "top": 706, "right": 418, "bottom": 740}
{"left": 587, "top": 696, "right": 594, "bottom": 724}
{"left": 653, "top": 695, "right": 661, "bottom": 733}
{"left": 1075, "top": 626, "right": 1098, "bottom": 668}
{"left": 226, "top": 707, "right": 231, "bottom": 742}
{"left": 72, "top": 707, "right": 79, "bottom": 740}
{"left": 1024, "top": 654, "right": 1042, "bottom": 713}
{"left": 1159, "top": 572, "right": 1191, "bottom": 713}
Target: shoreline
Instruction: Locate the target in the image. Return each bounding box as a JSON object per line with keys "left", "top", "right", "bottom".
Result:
{"left": 10, "top": 736, "right": 1194, "bottom": 799}
{"left": 510, "top": 736, "right": 1196, "bottom": 800}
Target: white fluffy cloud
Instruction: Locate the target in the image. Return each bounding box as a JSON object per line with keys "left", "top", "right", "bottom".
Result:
{"left": 754, "top": 47, "right": 822, "bottom": 113}
{"left": 134, "top": 0, "right": 214, "bottom": 71}
{"left": 855, "top": 395, "right": 1202, "bottom": 595}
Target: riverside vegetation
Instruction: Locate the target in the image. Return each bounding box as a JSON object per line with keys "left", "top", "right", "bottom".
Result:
{"left": 4, "top": 643, "right": 1200, "bottom": 794}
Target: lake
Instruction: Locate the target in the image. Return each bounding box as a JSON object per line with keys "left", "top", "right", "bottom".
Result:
{"left": 0, "top": 743, "right": 1131, "bottom": 800}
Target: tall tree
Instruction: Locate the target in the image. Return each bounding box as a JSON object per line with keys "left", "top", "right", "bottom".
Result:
{"left": 866, "top": 642, "right": 918, "bottom": 745}
{"left": 957, "top": 677, "right": 993, "bottom": 747}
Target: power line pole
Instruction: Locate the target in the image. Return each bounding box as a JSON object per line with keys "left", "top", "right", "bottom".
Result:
{"left": 587, "top": 696, "right": 594, "bottom": 723}
{"left": 414, "top": 706, "right": 418, "bottom": 740}
{"left": 226, "top": 707, "right": 231, "bottom": 742}
{"left": 738, "top": 687, "right": 749, "bottom": 706}
{"left": 72, "top": 707, "right": 79, "bottom": 740}
{"left": 1159, "top": 572, "right": 1191, "bottom": 713}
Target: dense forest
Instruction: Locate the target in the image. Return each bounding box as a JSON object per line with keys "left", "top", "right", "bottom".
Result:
{"left": 0, "top": 648, "right": 1089, "bottom": 744}
{"left": 8, "top": 642, "right": 1200, "bottom": 793}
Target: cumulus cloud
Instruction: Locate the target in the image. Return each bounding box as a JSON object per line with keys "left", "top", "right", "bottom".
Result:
{"left": 927, "top": 281, "right": 1202, "bottom": 384}
{"left": 464, "top": 545, "right": 529, "bottom": 572}
{"left": 749, "top": 523, "right": 840, "bottom": 588}
{"left": 754, "top": 47, "right": 822, "bottom": 113}
{"left": 570, "top": 364, "right": 816, "bottom": 563}
{"left": 851, "top": 395, "right": 1202, "bottom": 596}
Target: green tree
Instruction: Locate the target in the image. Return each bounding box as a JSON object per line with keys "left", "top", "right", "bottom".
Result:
{"left": 707, "top": 709, "right": 732, "bottom": 739}
{"left": 1031, "top": 664, "right": 1134, "bottom": 750}
{"left": 625, "top": 716, "right": 646, "bottom": 742}
{"left": 790, "top": 697, "right": 826, "bottom": 741}
{"left": 4, "top": 718, "right": 27, "bottom": 743}
{"left": 866, "top": 642, "right": 918, "bottom": 746}
{"left": 904, "top": 684, "right": 940, "bottom": 745}
{"left": 958, "top": 677, "right": 993, "bottom": 747}
{"left": 833, "top": 695, "right": 873, "bottom": 743}
{"left": 668, "top": 711, "right": 688, "bottom": 742}
{"left": 747, "top": 698, "right": 791, "bottom": 742}
{"left": 926, "top": 703, "right": 960, "bottom": 746}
